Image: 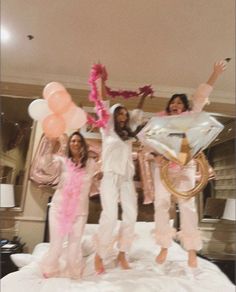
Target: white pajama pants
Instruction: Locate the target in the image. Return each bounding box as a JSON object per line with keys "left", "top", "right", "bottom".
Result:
{"left": 96, "top": 171, "right": 137, "bottom": 259}
{"left": 40, "top": 203, "right": 87, "bottom": 279}
{"left": 153, "top": 162, "right": 202, "bottom": 251}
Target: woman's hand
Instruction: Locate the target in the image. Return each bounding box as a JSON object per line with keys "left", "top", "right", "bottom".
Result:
{"left": 94, "top": 171, "right": 103, "bottom": 180}
{"left": 206, "top": 59, "right": 228, "bottom": 86}
{"left": 154, "top": 155, "right": 168, "bottom": 166}
{"left": 213, "top": 60, "right": 227, "bottom": 76}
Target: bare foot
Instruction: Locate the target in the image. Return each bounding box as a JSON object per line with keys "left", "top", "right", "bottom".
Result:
{"left": 155, "top": 248, "right": 168, "bottom": 264}
{"left": 188, "top": 250, "right": 198, "bottom": 268}
{"left": 117, "top": 252, "right": 131, "bottom": 269}
{"left": 94, "top": 254, "right": 105, "bottom": 274}
{"left": 43, "top": 270, "right": 59, "bottom": 278}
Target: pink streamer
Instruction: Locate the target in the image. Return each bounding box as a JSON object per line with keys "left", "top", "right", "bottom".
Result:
{"left": 58, "top": 159, "right": 85, "bottom": 236}
{"left": 87, "top": 64, "right": 110, "bottom": 128}
{"left": 105, "top": 81, "right": 154, "bottom": 99}
{"left": 87, "top": 63, "right": 154, "bottom": 128}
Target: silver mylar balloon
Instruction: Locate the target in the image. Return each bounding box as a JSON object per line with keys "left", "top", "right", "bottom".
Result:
{"left": 137, "top": 112, "right": 224, "bottom": 165}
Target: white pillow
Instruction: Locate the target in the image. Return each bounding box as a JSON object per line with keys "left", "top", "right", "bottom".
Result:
{"left": 10, "top": 253, "right": 35, "bottom": 268}
{"left": 31, "top": 238, "right": 94, "bottom": 260}
{"left": 83, "top": 224, "right": 98, "bottom": 236}
{"left": 81, "top": 236, "right": 95, "bottom": 257}
{"left": 32, "top": 243, "right": 49, "bottom": 259}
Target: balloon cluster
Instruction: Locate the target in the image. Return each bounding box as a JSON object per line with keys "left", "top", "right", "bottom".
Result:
{"left": 28, "top": 82, "right": 87, "bottom": 138}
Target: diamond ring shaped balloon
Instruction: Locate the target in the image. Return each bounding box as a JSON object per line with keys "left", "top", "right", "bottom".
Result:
{"left": 137, "top": 112, "right": 224, "bottom": 165}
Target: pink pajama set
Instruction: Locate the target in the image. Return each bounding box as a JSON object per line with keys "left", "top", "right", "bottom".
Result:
{"left": 40, "top": 156, "right": 97, "bottom": 279}
{"left": 96, "top": 103, "right": 143, "bottom": 260}
{"left": 153, "top": 83, "right": 213, "bottom": 251}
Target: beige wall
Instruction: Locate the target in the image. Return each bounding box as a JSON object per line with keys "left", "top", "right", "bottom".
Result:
{"left": 0, "top": 123, "right": 52, "bottom": 252}
{"left": 17, "top": 124, "right": 54, "bottom": 252}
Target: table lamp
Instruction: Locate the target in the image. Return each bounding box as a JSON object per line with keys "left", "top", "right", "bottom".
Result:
{"left": 0, "top": 184, "right": 15, "bottom": 208}
{"left": 222, "top": 198, "right": 236, "bottom": 221}
{"left": 221, "top": 198, "right": 236, "bottom": 254}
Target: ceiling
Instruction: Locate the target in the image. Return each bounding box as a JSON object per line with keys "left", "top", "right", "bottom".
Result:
{"left": 1, "top": 0, "right": 235, "bottom": 114}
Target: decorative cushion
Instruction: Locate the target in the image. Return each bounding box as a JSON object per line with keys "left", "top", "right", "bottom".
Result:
{"left": 10, "top": 253, "right": 35, "bottom": 268}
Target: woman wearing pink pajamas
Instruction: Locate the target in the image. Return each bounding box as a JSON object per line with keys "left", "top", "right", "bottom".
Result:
{"left": 40, "top": 131, "right": 97, "bottom": 279}
{"left": 152, "top": 60, "right": 227, "bottom": 268}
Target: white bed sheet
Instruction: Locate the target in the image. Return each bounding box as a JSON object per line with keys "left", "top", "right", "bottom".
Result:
{"left": 1, "top": 222, "right": 235, "bottom": 292}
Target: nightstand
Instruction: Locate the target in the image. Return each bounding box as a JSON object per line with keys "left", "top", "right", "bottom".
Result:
{"left": 198, "top": 251, "right": 236, "bottom": 285}
{"left": 1, "top": 242, "right": 25, "bottom": 278}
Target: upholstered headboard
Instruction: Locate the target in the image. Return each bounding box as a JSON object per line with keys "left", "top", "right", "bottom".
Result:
{"left": 43, "top": 194, "right": 177, "bottom": 242}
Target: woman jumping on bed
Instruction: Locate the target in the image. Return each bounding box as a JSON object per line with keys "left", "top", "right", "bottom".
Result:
{"left": 150, "top": 60, "right": 227, "bottom": 268}
{"left": 94, "top": 78, "right": 146, "bottom": 274}
{"left": 40, "top": 131, "right": 98, "bottom": 280}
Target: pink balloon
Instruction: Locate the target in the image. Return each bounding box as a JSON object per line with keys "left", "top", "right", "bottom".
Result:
{"left": 63, "top": 103, "right": 87, "bottom": 129}
{"left": 47, "top": 90, "right": 72, "bottom": 114}
{"left": 42, "top": 114, "right": 66, "bottom": 138}
{"left": 43, "top": 82, "right": 66, "bottom": 99}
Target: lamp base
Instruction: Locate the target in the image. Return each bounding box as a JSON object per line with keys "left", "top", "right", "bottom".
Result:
{"left": 224, "top": 242, "right": 236, "bottom": 255}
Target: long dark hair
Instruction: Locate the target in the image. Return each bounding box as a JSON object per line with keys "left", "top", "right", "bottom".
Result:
{"left": 67, "top": 131, "right": 88, "bottom": 168}
{"left": 113, "top": 106, "right": 137, "bottom": 141}
{"left": 165, "top": 93, "right": 191, "bottom": 114}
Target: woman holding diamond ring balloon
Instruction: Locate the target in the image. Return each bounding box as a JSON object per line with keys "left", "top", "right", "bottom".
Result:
{"left": 148, "top": 60, "right": 228, "bottom": 268}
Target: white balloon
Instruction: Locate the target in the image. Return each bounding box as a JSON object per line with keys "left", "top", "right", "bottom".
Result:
{"left": 28, "top": 99, "right": 52, "bottom": 121}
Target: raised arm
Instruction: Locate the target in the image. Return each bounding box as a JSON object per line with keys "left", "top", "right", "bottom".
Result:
{"left": 192, "top": 59, "right": 228, "bottom": 112}
{"left": 88, "top": 63, "right": 110, "bottom": 129}
{"left": 96, "top": 77, "right": 108, "bottom": 101}
{"left": 136, "top": 95, "right": 147, "bottom": 109}
{"left": 135, "top": 85, "right": 154, "bottom": 109}
{"left": 206, "top": 60, "right": 228, "bottom": 86}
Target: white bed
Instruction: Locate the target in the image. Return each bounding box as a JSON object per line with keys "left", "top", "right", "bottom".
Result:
{"left": 1, "top": 222, "right": 235, "bottom": 292}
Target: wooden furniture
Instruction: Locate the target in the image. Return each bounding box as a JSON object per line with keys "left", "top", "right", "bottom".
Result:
{"left": 199, "top": 215, "right": 236, "bottom": 285}
{"left": 1, "top": 240, "right": 25, "bottom": 278}
{"left": 198, "top": 251, "right": 236, "bottom": 285}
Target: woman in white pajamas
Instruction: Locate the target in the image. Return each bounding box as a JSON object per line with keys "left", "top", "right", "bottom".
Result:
{"left": 94, "top": 92, "right": 146, "bottom": 274}
{"left": 40, "top": 131, "right": 98, "bottom": 279}
{"left": 152, "top": 60, "right": 227, "bottom": 268}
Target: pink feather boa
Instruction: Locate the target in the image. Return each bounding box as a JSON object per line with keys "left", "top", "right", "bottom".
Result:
{"left": 105, "top": 84, "right": 154, "bottom": 99}
{"left": 87, "top": 64, "right": 110, "bottom": 128}
{"left": 87, "top": 63, "right": 154, "bottom": 128}
{"left": 58, "top": 159, "right": 85, "bottom": 236}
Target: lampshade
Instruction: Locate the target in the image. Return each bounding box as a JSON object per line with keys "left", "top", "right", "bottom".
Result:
{"left": 222, "top": 198, "right": 236, "bottom": 221}
{"left": 0, "top": 184, "right": 15, "bottom": 208}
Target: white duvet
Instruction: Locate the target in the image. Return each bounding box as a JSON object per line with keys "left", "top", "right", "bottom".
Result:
{"left": 1, "top": 222, "right": 235, "bottom": 292}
